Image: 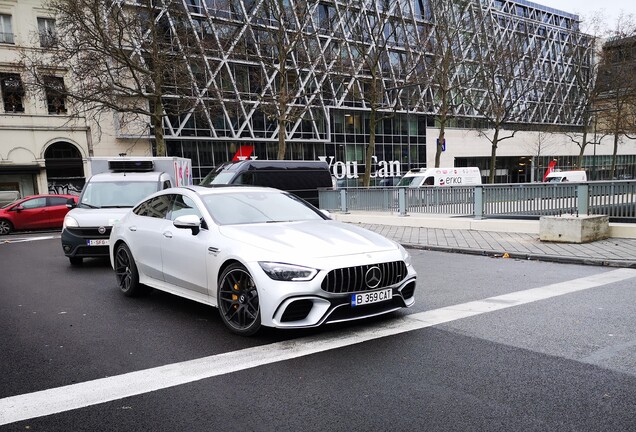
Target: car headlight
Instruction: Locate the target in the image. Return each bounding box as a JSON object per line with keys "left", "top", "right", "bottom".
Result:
{"left": 399, "top": 244, "right": 412, "bottom": 267}
{"left": 259, "top": 262, "right": 318, "bottom": 281}
{"left": 63, "top": 215, "right": 79, "bottom": 229}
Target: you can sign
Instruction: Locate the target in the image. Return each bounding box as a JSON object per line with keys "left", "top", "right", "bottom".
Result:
{"left": 318, "top": 156, "right": 401, "bottom": 180}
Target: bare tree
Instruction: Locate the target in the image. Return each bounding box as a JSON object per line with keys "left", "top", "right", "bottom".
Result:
{"left": 524, "top": 130, "right": 559, "bottom": 181}
{"left": 250, "top": 0, "right": 324, "bottom": 160}
{"left": 559, "top": 20, "right": 605, "bottom": 170}
{"left": 595, "top": 14, "right": 636, "bottom": 179}
{"left": 337, "top": 0, "right": 407, "bottom": 186}
{"left": 463, "top": 3, "right": 541, "bottom": 183}
{"left": 416, "top": 0, "right": 474, "bottom": 168}
{"left": 20, "top": 0, "right": 204, "bottom": 156}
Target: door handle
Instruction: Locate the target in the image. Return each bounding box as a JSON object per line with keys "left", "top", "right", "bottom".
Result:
{"left": 128, "top": 226, "right": 137, "bottom": 231}
{"left": 163, "top": 231, "right": 173, "bottom": 238}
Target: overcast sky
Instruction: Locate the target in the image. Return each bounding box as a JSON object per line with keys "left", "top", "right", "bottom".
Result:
{"left": 535, "top": 0, "right": 635, "bottom": 31}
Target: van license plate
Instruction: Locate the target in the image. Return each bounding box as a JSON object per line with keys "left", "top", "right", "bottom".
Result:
{"left": 87, "top": 239, "right": 109, "bottom": 246}
{"left": 351, "top": 289, "right": 392, "bottom": 307}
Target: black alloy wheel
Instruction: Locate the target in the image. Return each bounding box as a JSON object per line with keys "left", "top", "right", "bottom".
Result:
{"left": 218, "top": 264, "right": 261, "bottom": 336}
{"left": 115, "top": 243, "right": 142, "bottom": 297}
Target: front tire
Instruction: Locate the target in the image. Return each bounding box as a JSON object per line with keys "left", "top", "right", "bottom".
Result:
{"left": 0, "top": 219, "right": 13, "bottom": 235}
{"left": 218, "top": 264, "right": 261, "bottom": 336}
{"left": 114, "top": 243, "right": 142, "bottom": 297}
{"left": 69, "top": 257, "right": 83, "bottom": 266}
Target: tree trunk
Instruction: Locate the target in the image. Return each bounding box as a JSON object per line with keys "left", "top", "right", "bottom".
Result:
{"left": 435, "top": 122, "right": 446, "bottom": 168}
{"left": 488, "top": 128, "right": 499, "bottom": 184}
{"left": 154, "top": 98, "right": 166, "bottom": 157}
{"left": 577, "top": 130, "right": 587, "bottom": 169}
{"left": 277, "top": 119, "right": 287, "bottom": 159}
{"left": 611, "top": 132, "right": 619, "bottom": 179}
{"left": 363, "top": 109, "right": 377, "bottom": 187}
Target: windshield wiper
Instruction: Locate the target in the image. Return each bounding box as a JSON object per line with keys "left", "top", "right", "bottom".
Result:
{"left": 101, "top": 205, "right": 132, "bottom": 208}
{"left": 80, "top": 203, "right": 99, "bottom": 209}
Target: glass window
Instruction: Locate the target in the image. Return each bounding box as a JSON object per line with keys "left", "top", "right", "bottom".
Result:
{"left": 37, "top": 17, "right": 57, "bottom": 47}
{"left": 135, "top": 195, "right": 172, "bottom": 218}
{"left": 0, "top": 73, "right": 24, "bottom": 113}
{"left": 20, "top": 197, "right": 47, "bottom": 209}
{"left": 169, "top": 195, "right": 202, "bottom": 221}
{"left": 44, "top": 76, "right": 66, "bottom": 114}
{"left": 0, "top": 14, "right": 13, "bottom": 44}
{"left": 48, "top": 197, "right": 69, "bottom": 206}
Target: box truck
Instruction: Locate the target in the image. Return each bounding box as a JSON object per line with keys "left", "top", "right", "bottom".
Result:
{"left": 61, "top": 157, "right": 192, "bottom": 265}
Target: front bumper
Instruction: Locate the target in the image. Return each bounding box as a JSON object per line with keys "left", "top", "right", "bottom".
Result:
{"left": 253, "top": 260, "right": 417, "bottom": 329}
{"left": 61, "top": 226, "right": 112, "bottom": 258}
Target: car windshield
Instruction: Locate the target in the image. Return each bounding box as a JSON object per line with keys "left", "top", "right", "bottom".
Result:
{"left": 208, "top": 172, "right": 236, "bottom": 185}
{"left": 202, "top": 191, "right": 324, "bottom": 225}
{"left": 80, "top": 181, "right": 158, "bottom": 208}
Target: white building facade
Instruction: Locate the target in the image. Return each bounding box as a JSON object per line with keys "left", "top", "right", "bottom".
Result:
{"left": 0, "top": 0, "right": 150, "bottom": 197}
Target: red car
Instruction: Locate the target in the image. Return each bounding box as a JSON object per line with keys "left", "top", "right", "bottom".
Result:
{"left": 0, "top": 194, "right": 78, "bottom": 235}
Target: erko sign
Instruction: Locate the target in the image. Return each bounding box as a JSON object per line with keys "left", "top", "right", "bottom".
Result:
{"left": 318, "top": 156, "right": 400, "bottom": 180}
{"left": 438, "top": 169, "right": 463, "bottom": 186}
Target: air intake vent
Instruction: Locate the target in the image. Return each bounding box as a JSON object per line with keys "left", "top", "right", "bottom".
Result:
{"left": 108, "top": 160, "right": 154, "bottom": 172}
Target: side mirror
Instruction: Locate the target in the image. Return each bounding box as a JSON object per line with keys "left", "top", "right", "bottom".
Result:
{"left": 173, "top": 214, "right": 201, "bottom": 235}
{"left": 66, "top": 198, "right": 77, "bottom": 209}
{"left": 14, "top": 206, "right": 24, "bottom": 212}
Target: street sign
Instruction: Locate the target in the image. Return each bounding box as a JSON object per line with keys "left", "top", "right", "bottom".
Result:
{"left": 437, "top": 138, "right": 446, "bottom": 152}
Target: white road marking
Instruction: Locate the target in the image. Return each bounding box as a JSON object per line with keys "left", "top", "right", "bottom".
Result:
{"left": 1, "top": 268, "right": 635, "bottom": 425}
{"left": 1, "top": 235, "right": 59, "bottom": 244}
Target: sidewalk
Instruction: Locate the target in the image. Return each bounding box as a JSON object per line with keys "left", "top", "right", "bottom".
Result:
{"left": 332, "top": 212, "right": 636, "bottom": 269}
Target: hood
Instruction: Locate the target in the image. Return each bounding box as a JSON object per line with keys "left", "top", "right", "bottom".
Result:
{"left": 66, "top": 207, "right": 131, "bottom": 227}
{"left": 219, "top": 220, "right": 397, "bottom": 259}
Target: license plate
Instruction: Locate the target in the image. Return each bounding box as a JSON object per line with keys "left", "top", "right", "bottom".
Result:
{"left": 351, "top": 288, "right": 392, "bottom": 307}
{"left": 87, "top": 239, "right": 109, "bottom": 246}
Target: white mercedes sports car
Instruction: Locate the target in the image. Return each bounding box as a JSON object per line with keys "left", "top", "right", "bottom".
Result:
{"left": 109, "top": 186, "right": 416, "bottom": 335}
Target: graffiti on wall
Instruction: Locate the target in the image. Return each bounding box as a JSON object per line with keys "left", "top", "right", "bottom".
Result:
{"left": 48, "top": 179, "right": 85, "bottom": 196}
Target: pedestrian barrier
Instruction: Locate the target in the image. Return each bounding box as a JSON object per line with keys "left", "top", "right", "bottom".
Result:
{"left": 318, "top": 181, "right": 636, "bottom": 222}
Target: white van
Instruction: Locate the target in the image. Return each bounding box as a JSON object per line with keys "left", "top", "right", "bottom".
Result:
{"left": 397, "top": 167, "right": 482, "bottom": 187}
{"left": 544, "top": 170, "right": 587, "bottom": 183}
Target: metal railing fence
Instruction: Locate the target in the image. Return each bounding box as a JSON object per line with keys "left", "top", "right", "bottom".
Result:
{"left": 318, "top": 180, "right": 636, "bottom": 221}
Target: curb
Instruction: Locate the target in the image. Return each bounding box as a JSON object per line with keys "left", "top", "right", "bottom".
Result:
{"left": 402, "top": 243, "right": 636, "bottom": 269}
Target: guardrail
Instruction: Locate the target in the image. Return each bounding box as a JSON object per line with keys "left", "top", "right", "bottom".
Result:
{"left": 318, "top": 181, "right": 636, "bottom": 221}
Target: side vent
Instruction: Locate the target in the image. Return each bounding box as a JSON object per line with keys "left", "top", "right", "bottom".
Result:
{"left": 108, "top": 160, "right": 154, "bottom": 172}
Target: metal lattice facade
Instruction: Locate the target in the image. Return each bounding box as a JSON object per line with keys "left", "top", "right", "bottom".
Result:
{"left": 123, "top": 0, "right": 593, "bottom": 180}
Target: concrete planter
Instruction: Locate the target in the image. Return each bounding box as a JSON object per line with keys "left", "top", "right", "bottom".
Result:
{"left": 539, "top": 214, "right": 609, "bottom": 243}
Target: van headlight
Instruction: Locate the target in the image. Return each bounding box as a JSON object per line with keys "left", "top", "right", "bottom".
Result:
{"left": 259, "top": 262, "right": 318, "bottom": 281}
{"left": 63, "top": 215, "right": 79, "bottom": 229}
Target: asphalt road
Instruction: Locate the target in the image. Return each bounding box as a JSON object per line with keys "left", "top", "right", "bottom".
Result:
{"left": 1, "top": 233, "right": 636, "bottom": 431}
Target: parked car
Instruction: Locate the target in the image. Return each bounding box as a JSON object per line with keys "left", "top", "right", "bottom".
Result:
{"left": 0, "top": 194, "right": 78, "bottom": 235}
{"left": 109, "top": 185, "right": 417, "bottom": 335}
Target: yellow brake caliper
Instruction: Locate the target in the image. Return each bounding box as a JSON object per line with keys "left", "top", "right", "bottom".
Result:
{"left": 232, "top": 282, "right": 239, "bottom": 310}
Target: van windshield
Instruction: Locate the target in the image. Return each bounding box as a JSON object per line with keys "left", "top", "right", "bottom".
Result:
{"left": 396, "top": 176, "right": 420, "bottom": 187}
{"left": 545, "top": 177, "right": 563, "bottom": 183}
{"left": 80, "top": 181, "right": 159, "bottom": 208}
